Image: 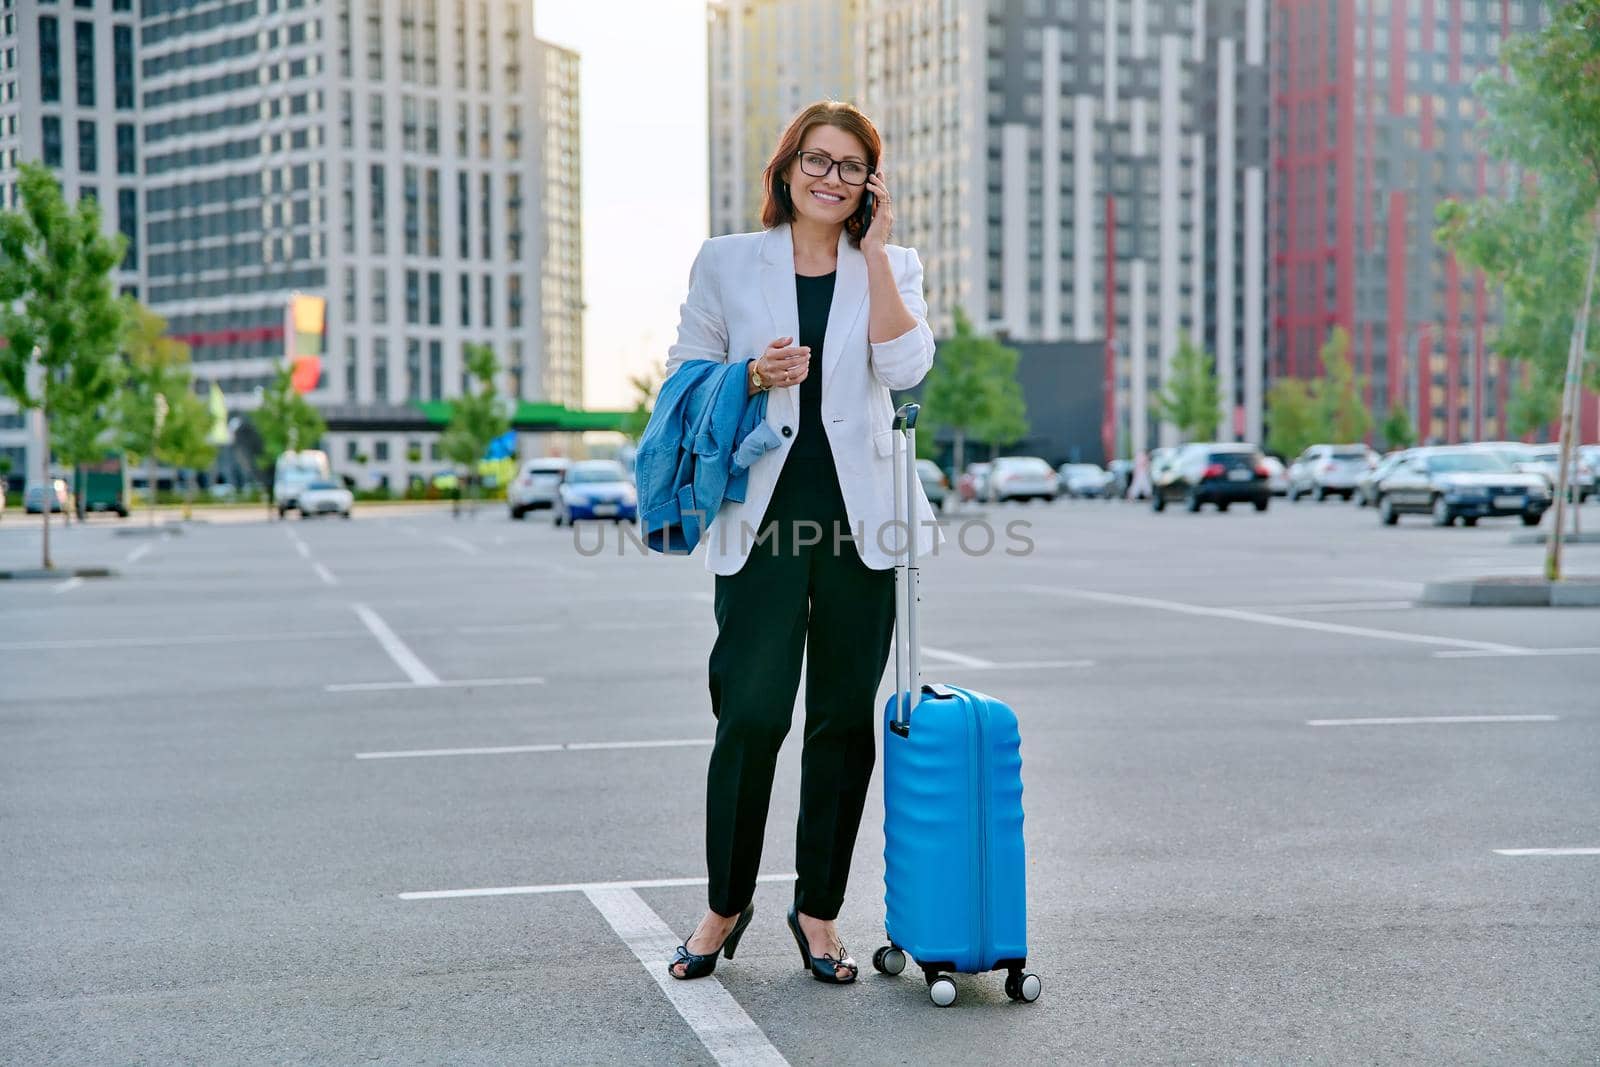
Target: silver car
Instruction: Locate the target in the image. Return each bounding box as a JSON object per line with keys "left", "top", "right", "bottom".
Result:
{"left": 508, "top": 457, "right": 570, "bottom": 519}
{"left": 1288, "top": 444, "right": 1375, "bottom": 501}
{"left": 1522, "top": 445, "right": 1594, "bottom": 502}
{"left": 1057, "top": 463, "right": 1115, "bottom": 498}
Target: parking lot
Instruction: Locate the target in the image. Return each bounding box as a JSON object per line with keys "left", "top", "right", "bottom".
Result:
{"left": 2, "top": 497, "right": 1596, "bottom": 1063}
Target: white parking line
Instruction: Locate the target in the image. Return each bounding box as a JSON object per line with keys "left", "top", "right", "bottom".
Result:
{"left": 312, "top": 562, "right": 339, "bottom": 586}
{"left": 326, "top": 676, "right": 545, "bottom": 693}
{"left": 54, "top": 577, "right": 83, "bottom": 594}
{"left": 1249, "top": 600, "right": 1415, "bottom": 614}
{"left": 1493, "top": 848, "right": 1600, "bottom": 857}
{"left": 351, "top": 603, "right": 439, "bottom": 686}
{"left": 125, "top": 542, "right": 153, "bottom": 563}
{"left": 922, "top": 645, "right": 994, "bottom": 668}
{"left": 1026, "top": 586, "right": 1529, "bottom": 654}
{"left": 585, "top": 887, "right": 790, "bottom": 1067}
{"left": 399, "top": 872, "right": 796, "bottom": 901}
{"left": 1308, "top": 715, "right": 1559, "bottom": 727}
{"left": 356, "top": 738, "right": 712, "bottom": 760}
{"left": 439, "top": 535, "right": 481, "bottom": 556}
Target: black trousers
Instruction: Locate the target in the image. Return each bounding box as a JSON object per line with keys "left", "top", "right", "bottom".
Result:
{"left": 704, "top": 450, "right": 897, "bottom": 921}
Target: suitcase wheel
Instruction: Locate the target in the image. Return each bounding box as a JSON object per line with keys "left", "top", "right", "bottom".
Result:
{"left": 1004, "top": 969, "right": 1042, "bottom": 1004}
{"left": 927, "top": 975, "right": 957, "bottom": 1007}
{"left": 871, "top": 945, "right": 906, "bottom": 976}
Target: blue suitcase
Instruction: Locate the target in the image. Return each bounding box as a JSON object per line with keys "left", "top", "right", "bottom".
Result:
{"left": 871, "top": 402, "right": 1041, "bottom": 1007}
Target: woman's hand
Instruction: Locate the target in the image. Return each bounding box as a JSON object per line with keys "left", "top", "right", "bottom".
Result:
{"left": 750, "top": 336, "right": 810, "bottom": 395}
{"left": 860, "top": 167, "right": 893, "bottom": 255}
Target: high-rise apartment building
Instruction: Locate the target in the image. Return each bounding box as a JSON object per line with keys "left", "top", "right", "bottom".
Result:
{"left": 862, "top": 0, "right": 1270, "bottom": 456}
{"left": 707, "top": 0, "right": 861, "bottom": 239}
{"left": 1272, "top": 0, "right": 1570, "bottom": 444}
{"left": 2, "top": 0, "right": 581, "bottom": 490}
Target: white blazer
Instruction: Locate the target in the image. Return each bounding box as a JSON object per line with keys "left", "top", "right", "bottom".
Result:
{"left": 664, "top": 222, "right": 946, "bottom": 576}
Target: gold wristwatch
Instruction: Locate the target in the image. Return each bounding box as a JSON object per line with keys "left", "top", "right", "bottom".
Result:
{"left": 749, "top": 358, "right": 767, "bottom": 392}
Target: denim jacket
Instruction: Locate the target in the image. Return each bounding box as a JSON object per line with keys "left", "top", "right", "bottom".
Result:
{"left": 635, "top": 357, "right": 782, "bottom": 554}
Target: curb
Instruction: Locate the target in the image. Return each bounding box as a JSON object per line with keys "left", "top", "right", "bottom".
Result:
{"left": 0, "top": 566, "right": 117, "bottom": 581}
{"left": 1420, "top": 575, "right": 1600, "bottom": 607}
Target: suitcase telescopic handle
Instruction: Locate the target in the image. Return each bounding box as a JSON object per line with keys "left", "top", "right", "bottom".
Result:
{"left": 891, "top": 402, "right": 921, "bottom": 735}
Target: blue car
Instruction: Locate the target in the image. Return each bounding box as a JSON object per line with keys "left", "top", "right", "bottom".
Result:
{"left": 553, "top": 460, "right": 638, "bottom": 526}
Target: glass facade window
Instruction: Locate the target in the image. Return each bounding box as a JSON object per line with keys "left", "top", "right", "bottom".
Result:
{"left": 374, "top": 338, "right": 389, "bottom": 401}
{"left": 42, "top": 115, "right": 63, "bottom": 167}
{"left": 508, "top": 274, "right": 522, "bottom": 328}
{"left": 424, "top": 168, "right": 439, "bottom": 256}
{"left": 113, "top": 24, "right": 134, "bottom": 109}
{"left": 421, "top": 0, "right": 438, "bottom": 86}
{"left": 372, "top": 267, "right": 387, "bottom": 323}
{"left": 77, "top": 119, "right": 97, "bottom": 172}
{"left": 406, "top": 338, "right": 421, "bottom": 399}
{"left": 369, "top": 93, "right": 384, "bottom": 149}
{"left": 428, "top": 339, "right": 441, "bottom": 399}
{"left": 479, "top": 173, "right": 491, "bottom": 258}
{"left": 457, "top": 172, "right": 469, "bottom": 257}
{"left": 40, "top": 17, "right": 60, "bottom": 103}
{"left": 345, "top": 337, "right": 358, "bottom": 401}
{"left": 403, "top": 165, "right": 418, "bottom": 255}
{"left": 475, "top": 0, "right": 489, "bottom": 90}
{"left": 340, "top": 91, "right": 353, "bottom": 147}
{"left": 341, "top": 162, "right": 355, "bottom": 253}
{"left": 455, "top": 101, "right": 468, "bottom": 156}
{"left": 115, "top": 122, "right": 135, "bottom": 174}
{"left": 117, "top": 186, "right": 136, "bottom": 269}
{"left": 459, "top": 273, "right": 470, "bottom": 326}
{"left": 405, "top": 269, "right": 420, "bottom": 324}
{"left": 402, "top": 95, "right": 417, "bottom": 152}
{"left": 504, "top": 0, "right": 521, "bottom": 90}
{"left": 507, "top": 104, "right": 521, "bottom": 159}
{"left": 453, "top": 0, "right": 467, "bottom": 88}
{"left": 478, "top": 103, "right": 490, "bottom": 157}
{"left": 343, "top": 267, "right": 357, "bottom": 323}
{"left": 506, "top": 173, "right": 521, "bottom": 258}
{"left": 482, "top": 273, "right": 493, "bottom": 327}
{"left": 369, "top": 163, "right": 386, "bottom": 254}
{"left": 366, "top": 0, "right": 383, "bottom": 79}
{"left": 424, "top": 98, "right": 438, "bottom": 154}
{"left": 74, "top": 20, "right": 95, "bottom": 107}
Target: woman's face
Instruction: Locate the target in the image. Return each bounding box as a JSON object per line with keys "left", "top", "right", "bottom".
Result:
{"left": 784, "top": 125, "right": 871, "bottom": 228}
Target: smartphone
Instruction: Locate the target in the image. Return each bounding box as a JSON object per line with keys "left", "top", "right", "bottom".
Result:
{"left": 854, "top": 190, "right": 875, "bottom": 234}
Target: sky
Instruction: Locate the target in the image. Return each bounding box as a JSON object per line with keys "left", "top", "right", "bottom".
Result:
{"left": 534, "top": 1, "right": 710, "bottom": 412}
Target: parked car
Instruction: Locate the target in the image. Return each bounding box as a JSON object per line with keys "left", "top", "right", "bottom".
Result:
{"left": 554, "top": 460, "right": 637, "bottom": 525}
{"left": 509, "top": 457, "right": 571, "bottom": 519}
{"left": 1375, "top": 447, "right": 1550, "bottom": 527}
{"left": 297, "top": 480, "right": 354, "bottom": 518}
{"left": 1521, "top": 444, "right": 1594, "bottom": 502}
{"left": 1058, "top": 463, "right": 1115, "bottom": 498}
{"left": 987, "top": 456, "right": 1059, "bottom": 503}
{"left": 274, "top": 449, "right": 332, "bottom": 516}
{"left": 956, "top": 462, "right": 992, "bottom": 503}
{"left": 916, "top": 459, "right": 949, "bottom": 511}
{"left": 1152, "top": 443, "right": 1271, "bottom": 513}
{"left": 1287, "top": 443, "right": 1375, "bottom": 501}
{"left": 1258, "top": 456, "right": 1290, "bottom": 497}
{"left": 1356, "top": 450, "right": 1410, "bottom": 507}
{"left": 24, "top": 478, "right": 70, "bottom": 514}
{"left": 1580, "top": 445, "right": 1600, "bottom": 497}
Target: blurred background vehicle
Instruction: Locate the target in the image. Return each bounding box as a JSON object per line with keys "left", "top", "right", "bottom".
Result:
{"left": 1107, "top": 459, "right": 1135, "bottom": 498}
{"left": 1258, "top": 455, "right": 1290, "bottom": 497}
{"left": 956, "top": 462, "right": 991, "bottom": 503}
{"left": 207, "top": 481, "right": 238, "bottom": 501}
{"left": 987, "top": 456, "right": 1059, "bottom": 503}
{"left": 1057, "top": 462, "right": 1115, "bottom": 498}
{"left": 554, "top": 459, "right": 637, "bottom": 526}
{"left": 1375, "top": 447, "right": 1549, "bottom": 527}
{"left": 74, "top": 457, "right": 129, "bottom": 518}
{"left": 297, "top": 480, "right": 353, "bottom": 519}
{"left": 1356, "top": 450, "right": 1411, "bottom": 507}
{"left": 1152, "top": 443, "right": 1271, "bottom": 513}
{"left": 508, "top": 457, "right": 571, "bottom": 519}
{"left": 24, "top": 479, "right": 71, "bottom": 514}
{"left": 1521, "top": 444, "right": 1593, "bottom": 503}
{"left": 1580, "top": 445, "right": 1600, "bottom": 497}
{"left": 916, "top": 459, "right": 949, "bottom": 511}
{"left": 1286, "top": 444, "right": 1376, "bottom": 501}
{"left": 274, "top": 450, "right": 332, "bottom": 517}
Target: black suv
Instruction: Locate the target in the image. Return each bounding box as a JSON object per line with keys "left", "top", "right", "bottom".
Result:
{"left": 1152, "top": 443, "right": 1272, "bottom": 513}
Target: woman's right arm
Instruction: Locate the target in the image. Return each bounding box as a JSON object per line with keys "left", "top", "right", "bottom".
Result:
{"left": 664, "top": 238, "right": 729, "bottom": 380}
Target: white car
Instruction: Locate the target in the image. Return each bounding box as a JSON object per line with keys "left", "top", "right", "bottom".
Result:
{"left": 297, "top": 480, "right": 353, "bottom": 518}
{"left": 1259, "top": 455, "right": 1290, "bottom": 496}
{"left": 508, "top": 457, "right": 571, "bottom": 519}
{"left": 1522, "top": 445, "right": 1593, "bottom": 502}
{"left": 1057, "top": 463, "right": 1114, "bottom": 498}
{"left": 987, "top": 456, "right": 1059, "bottom": 503}
{"left": 1287, "top": 444, "right": 1376, "bottom": 501}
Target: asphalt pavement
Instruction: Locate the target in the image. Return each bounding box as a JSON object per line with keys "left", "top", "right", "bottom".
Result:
{"left": 2, "top": 496, "right": 1596, "bottom": 1064}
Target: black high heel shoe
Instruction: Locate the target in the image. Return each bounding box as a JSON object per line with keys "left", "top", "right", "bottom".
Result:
{"left": 667, "top": 904, "right": 755, "bottom": 981}
{"left": 786, "top": 906, "right": 857, "bottom": 984}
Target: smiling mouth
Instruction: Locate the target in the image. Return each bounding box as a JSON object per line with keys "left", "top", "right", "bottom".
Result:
{"left": 811, "top": 190, "right": 845, "bottom": 204}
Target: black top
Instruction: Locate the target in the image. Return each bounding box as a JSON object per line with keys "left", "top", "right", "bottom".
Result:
{"left": 790, "top": 270, "right": 837, "bottom": 463}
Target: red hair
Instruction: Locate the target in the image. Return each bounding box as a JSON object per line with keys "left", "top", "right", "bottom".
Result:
{"left": 760, "top": 100, "right": 883, "bottom": 248}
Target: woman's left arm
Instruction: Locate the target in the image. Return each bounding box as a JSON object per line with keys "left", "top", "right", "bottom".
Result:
{"left": 862, "top": 167, "right": 936, "bottom": 390}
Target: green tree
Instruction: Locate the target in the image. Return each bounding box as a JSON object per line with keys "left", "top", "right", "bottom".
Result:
{"left": 1265, "top": 378, "right": 1330, "bottom": 461}
{"left": 250, "top": 364, "right": 327, "bottom": 518}
{"left": 52, "top": 338, "right": 126, "bottom": 523}
{"left": 1506, "top": 361, "right": 1564, "bottom": 437}
{"left": 1151, "top": 332, "right": 1222, "bottom": 442}
{"left": 1435, "top": 0, "right": 1600, "bottom": 577}
{"left": 0, "top": 164, "right": 127, "bottom": 568}
{"left": 920, "top": 307, "right": 1029, "bottom": 478}
{"left": 440, "top": 343, "right": 512, "bottom": 506}
{"left": 1315, "top": 327, "right": 1373, "bottom": 443}
{"left": 117, "top": 303, "right": 195, "bottom": 522}
{"left": 1380, "top": 403, "right": 1416, "bottom": 451}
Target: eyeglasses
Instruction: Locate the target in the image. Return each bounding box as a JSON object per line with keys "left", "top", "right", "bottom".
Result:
{"left": 796, "top": 151, "right": 869, "bottom": 186}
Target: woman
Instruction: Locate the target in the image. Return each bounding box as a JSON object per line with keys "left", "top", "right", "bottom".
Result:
{"left": 663, "top": 100, "right": 942, "bottom": 984}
